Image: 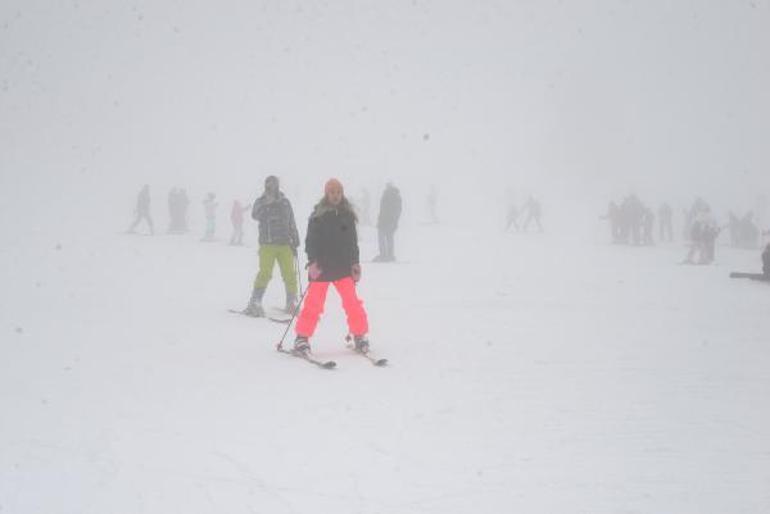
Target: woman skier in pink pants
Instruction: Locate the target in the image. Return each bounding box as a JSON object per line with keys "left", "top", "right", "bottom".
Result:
{"left": 293, "top": 179, "right": 370, "bottom": 355}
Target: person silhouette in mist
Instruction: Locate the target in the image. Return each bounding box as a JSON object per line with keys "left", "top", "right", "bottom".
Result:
{"left": 374, "top": 182, "right": 402, "bottom": 262}
{"left": 127, "top": 184, "right": 154, "bottom": 235}
{"left": 201, "top": 192, "right": 218, "bottom": 241}
{"left": 521, "top": 196, "right": 543, "bottom": 232}
{"left": 641, "top": 206, "right": 655, "bottom": 246}
{"left": 427, "top": 185, "right": 439, "bottom": 224}
{"left": 505, "top": 200, "right": 520, "bottom": 232}
{"left": 229, "top": 200, "right": 250, "bottom": 246}
{"left": 658, "top": 202, "right": 673, "bottom": 242}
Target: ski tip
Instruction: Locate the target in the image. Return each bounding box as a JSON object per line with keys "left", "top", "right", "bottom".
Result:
{"left": 229, "top": 308, "right": 263, "bottom": 318}
{"left": 322, "top": 360, "right": 337, "bottom": 369}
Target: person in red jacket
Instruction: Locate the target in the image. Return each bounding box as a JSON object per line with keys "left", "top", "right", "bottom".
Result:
{"left": 229, "top": 199, "right": 250, "bottom": 246}
{"left": 293, "top": 179, "right": 370, "bottom": 355}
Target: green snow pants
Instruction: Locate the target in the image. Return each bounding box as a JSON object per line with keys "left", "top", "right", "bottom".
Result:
{"left": 254, "top": 244, "right": 298, "bottom": 295}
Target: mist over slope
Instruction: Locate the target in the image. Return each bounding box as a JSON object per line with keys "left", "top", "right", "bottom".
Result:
{"left": 2, "top": 0, "right": 769, "bottom": 227}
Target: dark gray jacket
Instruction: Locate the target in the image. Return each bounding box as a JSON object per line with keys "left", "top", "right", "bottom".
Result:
{"left": 377, "top": 186, "right": 402, "bottom": 231}
{"left": 252, "top": 193, "right": 300, "bottom": 248}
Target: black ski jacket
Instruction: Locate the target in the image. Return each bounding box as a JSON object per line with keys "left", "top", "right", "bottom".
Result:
{"left": 377, "top": 186, "right": 402, "bottom": 231}
{"left": 305, "top": 204, "right": 359, "bottom": 282}
{"left": 252, "top": 193, "right": 300, "bottom": 248}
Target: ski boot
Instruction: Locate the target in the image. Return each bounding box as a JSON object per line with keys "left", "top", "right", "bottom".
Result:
{"left": 241, "top": 287, "right": 266, "bottom": 317}
{"left": 353, "top": 335, "right": 370, "bottom": 354}
{"left": 293, "top": 336, "right": 311, "bottom": 355}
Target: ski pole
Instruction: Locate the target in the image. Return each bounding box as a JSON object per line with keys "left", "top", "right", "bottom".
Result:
{"left": 276, "top": 286, "right": 307, "bottom": 351}
{"left": 295, "top": 253, "right": 304, "bottom": 296}
{"left": 276, "top": 255, "right": 307, "bottom": 351}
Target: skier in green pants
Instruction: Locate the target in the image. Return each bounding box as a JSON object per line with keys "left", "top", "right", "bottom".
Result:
{"left": 242, "top": 176, "right": 300, "bottom": 317}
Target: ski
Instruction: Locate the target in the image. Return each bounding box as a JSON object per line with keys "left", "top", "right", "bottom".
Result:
{"left": 343, "top": 334, "right": 388, "bottom": 366}
{"left": 730, "top": 272, "right": 770, "bottom": 281}
{"left": 354, "top": 350, "right": 388, "bottom": 367}
{"left": 229, "top": 308, "right": 292, "bottom": 323}
{"left": 228, "top": 308, "right": 261, "bottom": 317}
{"left": 277, "top": 347, "right": 336, "bottom": 369}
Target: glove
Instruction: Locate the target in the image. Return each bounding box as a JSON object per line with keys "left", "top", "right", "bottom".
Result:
{"left": 308, "top": 262, "right": 322, "bottom": 281}
{"left": 351, "top": 263, "right": 361, "bottom": 283}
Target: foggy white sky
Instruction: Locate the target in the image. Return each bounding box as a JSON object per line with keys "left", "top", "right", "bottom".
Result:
{"left": 1, "top": 0, "right": 769, "bottom": 229}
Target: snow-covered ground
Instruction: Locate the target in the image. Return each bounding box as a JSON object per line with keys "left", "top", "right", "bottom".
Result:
{"left": 2, "top": 217, "right": 769, "bottom": 514}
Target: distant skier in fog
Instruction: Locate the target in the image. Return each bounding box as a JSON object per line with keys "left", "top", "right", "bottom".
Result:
{"left": 658, "top": 203, "right": 673, "bottom": 242}
{"left": 201, "top": 192, "right": 218, "bottom": 241}
{"left": 374, "top": 182, "right": 402, "bottom": 262}
{"left": 683, "top": 215, "right": 703, "bottom": 264}
{"left": 127, "top": 184, "right": 154, "bottom": 235}
{"left": 606, "top": 202, "right": 623, "bottom": 243}
{"left": 620, "top": 194, "right": 644, "bottom": 245}
{"left": 229, "top": 200, "right": 250, "bottom": 246}
{"left": 178, "top": 189, "right": 190, "bottom": 232}
{"left": 760, "top": 243, "right": 770, "bottom": 276}
{"left": 728, "top": 211, "right": 741, "bottom": 247}
{"left": 521, "top": 196, "right": 543, "bottom": 232}
{"left": 167, "top": 188, "right": 178, "bottom": 233}
{"left": 291, "top": 178, "right": 371, "bottom": 356}
{"left": 505, "top": 201, "right": 520, "bottom": 232}
{"left": 167, "top": 188, "right": 189, "bottom": 234}
{"left": 728, "top": 211, "right": 760, "bottom": 249}
{"left": 601, "top": 201, "right": 622, "bottom": 243}
{"left": 683, "top": 197, "right": 710, "bottom": 240}
{"left": 700, "top": 219, "right": 721, "bottom": 264}
{"left": 641, "top": 207, "right": 655, "bottom": 246}
{"left": 682, "top": 208, "right": 720, "bottom": 265}
{"left": 241, "top": 176, "right": 300, "bottom": 317}
{"left": 427, "top": 186, "right": 439, "bottom": 224}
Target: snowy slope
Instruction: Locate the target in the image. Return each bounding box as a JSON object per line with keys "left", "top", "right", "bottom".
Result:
{"left": 1, "top": 219, "right": 769, "bottom": 514}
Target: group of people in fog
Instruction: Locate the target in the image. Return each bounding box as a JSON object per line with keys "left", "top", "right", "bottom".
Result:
{"left": 126, "top": 185, "right": 201, "bottom": 238}
{"left": 505, "top": 195, "right": 544, "bottom": 233}
{"left": 601, "top": 195, "right": 719, "bottom": 264}
{"left": 727, "top": 210, "right": 761, "bottom": 249}
{"left": 600, "top": 194, "right": 770, "bottom": 266}
{"left": 602, "top": 194, "right": 660, "bottom": 246}
{"left": 127, "top": 182, "right": 405, "bottom": 261}
{"left": 681, "top": 199, "right": 721, "bottom": 265}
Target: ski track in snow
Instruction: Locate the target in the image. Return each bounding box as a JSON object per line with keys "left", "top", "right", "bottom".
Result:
{"left": 1, "top": 224, "right": 769, "bottom": 514}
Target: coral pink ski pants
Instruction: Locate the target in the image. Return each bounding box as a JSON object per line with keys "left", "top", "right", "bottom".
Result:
{"left": 295, "top": 277, "right": 369, "bottom": 338}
